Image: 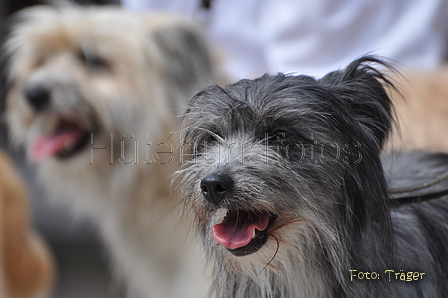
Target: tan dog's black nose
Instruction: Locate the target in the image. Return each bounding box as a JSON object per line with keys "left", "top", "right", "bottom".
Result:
{"left": 201, "top": 173, "right": 233, "bottom": 205}
{"left": 25, "top": 85, "right": 50, "bottom": 111}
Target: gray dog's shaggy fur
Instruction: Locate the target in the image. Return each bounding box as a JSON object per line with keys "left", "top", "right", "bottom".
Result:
{"left": 176, "top": 56, "right": 448, "bottom": 297}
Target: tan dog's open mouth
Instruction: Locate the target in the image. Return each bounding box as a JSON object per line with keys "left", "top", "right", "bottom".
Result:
{"left": 31, "top": 120, "right": 91, "bottom": 161}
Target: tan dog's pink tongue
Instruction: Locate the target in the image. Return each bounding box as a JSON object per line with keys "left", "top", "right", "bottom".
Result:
{"left": 31, "top": 130, "right": 84, "bottom": 161}
{"left": 213, "top": 212, "right": 270, "bottom": 250}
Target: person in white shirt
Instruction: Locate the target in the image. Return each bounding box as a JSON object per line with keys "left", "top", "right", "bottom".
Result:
{"left": 123, "top": 0, "right": 448, "bottom": 80}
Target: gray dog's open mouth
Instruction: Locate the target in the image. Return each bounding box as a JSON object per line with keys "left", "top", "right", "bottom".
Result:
{"left": 31, "top": 120, "right": 91, "bottom": 161}
{"left": 213, "top": 210, "right": 276, "bottom": 256}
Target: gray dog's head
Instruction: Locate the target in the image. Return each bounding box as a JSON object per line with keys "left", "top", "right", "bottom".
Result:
{"left": 177, "top": 56, "right": 397, "bottom": 296}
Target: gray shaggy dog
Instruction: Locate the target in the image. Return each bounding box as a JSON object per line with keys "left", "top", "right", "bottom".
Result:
{"left": 176, "top": 56, "right": 448, "bottom": 297}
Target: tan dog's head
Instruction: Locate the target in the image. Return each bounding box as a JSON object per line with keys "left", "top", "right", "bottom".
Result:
{"left": 5, "top": 5, "right": 213, "bottom": 167}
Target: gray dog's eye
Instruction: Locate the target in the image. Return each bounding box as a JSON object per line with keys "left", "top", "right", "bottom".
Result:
{"left": 276, "top": 131, "right": 287, "bottom": 140}
{"left": 193, "top": 133, "right": 219, "bottom": 155}
{"left": 203, "top": 133, "right": 218, "bottom": 145}
{"left": 273, "top": 131, "right": 289, "bottom": 144}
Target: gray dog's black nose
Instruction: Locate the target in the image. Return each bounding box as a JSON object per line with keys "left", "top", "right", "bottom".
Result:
{"left": 200, "top": 173, "right": 233, "bottom": 204}
{"left": 25, "top": 85, "right": 50, "bottom": 111}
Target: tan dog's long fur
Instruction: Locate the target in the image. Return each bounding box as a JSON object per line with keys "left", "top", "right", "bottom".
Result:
{"left": 5, "top": 5, "right": 214, "bottom": 298}
{"left": 0, "top": 151, "right": 54, "bottom": 298}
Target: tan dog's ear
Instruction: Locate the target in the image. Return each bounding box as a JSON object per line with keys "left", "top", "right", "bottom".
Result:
{"left": 147, "top": 16, "right": 214, "bottom": 111}
{"left": 152, "top": 20, "right": 213, "bottom": 90}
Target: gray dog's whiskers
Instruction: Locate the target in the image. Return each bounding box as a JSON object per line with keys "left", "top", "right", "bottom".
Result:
{"left": 258, "top": 235, "right": 280, "bottom": 276}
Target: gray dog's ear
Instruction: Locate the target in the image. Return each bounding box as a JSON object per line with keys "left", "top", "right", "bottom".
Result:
{"left": 319, "top": 56, "right": 396, "bottom": 151}
{"left": 149, "top": 17, "right": 214, "bottom": 102}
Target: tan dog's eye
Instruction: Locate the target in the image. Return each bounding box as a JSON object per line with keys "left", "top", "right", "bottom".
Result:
{"left": 78, "top": 50, "right": 108, "bottom": 71}
{"left": 34, "top": 56, "right": 46, "bottom": 68}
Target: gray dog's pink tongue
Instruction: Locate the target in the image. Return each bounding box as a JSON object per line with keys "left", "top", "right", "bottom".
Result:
{"left": 213, "top": 212, "right": 270, "bottom": 250}
{"left": 31, "top": 129, "right": 84, "bottom": 161}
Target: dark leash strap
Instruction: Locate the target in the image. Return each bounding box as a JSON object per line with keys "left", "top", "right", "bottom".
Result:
{"left": 389, "top": 171, "right": 448, "bottom": 205}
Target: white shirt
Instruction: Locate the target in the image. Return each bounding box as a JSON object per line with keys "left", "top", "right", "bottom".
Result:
{"left": 123, "top": 0, "right": 448, "bottom": 79}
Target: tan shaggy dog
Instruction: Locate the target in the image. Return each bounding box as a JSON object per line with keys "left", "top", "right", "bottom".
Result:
{"left": 5, "top": 5, "right": 214, "bottom": 298}
{"left": 0, "top": 150, "right": 54, "bottom": 298}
